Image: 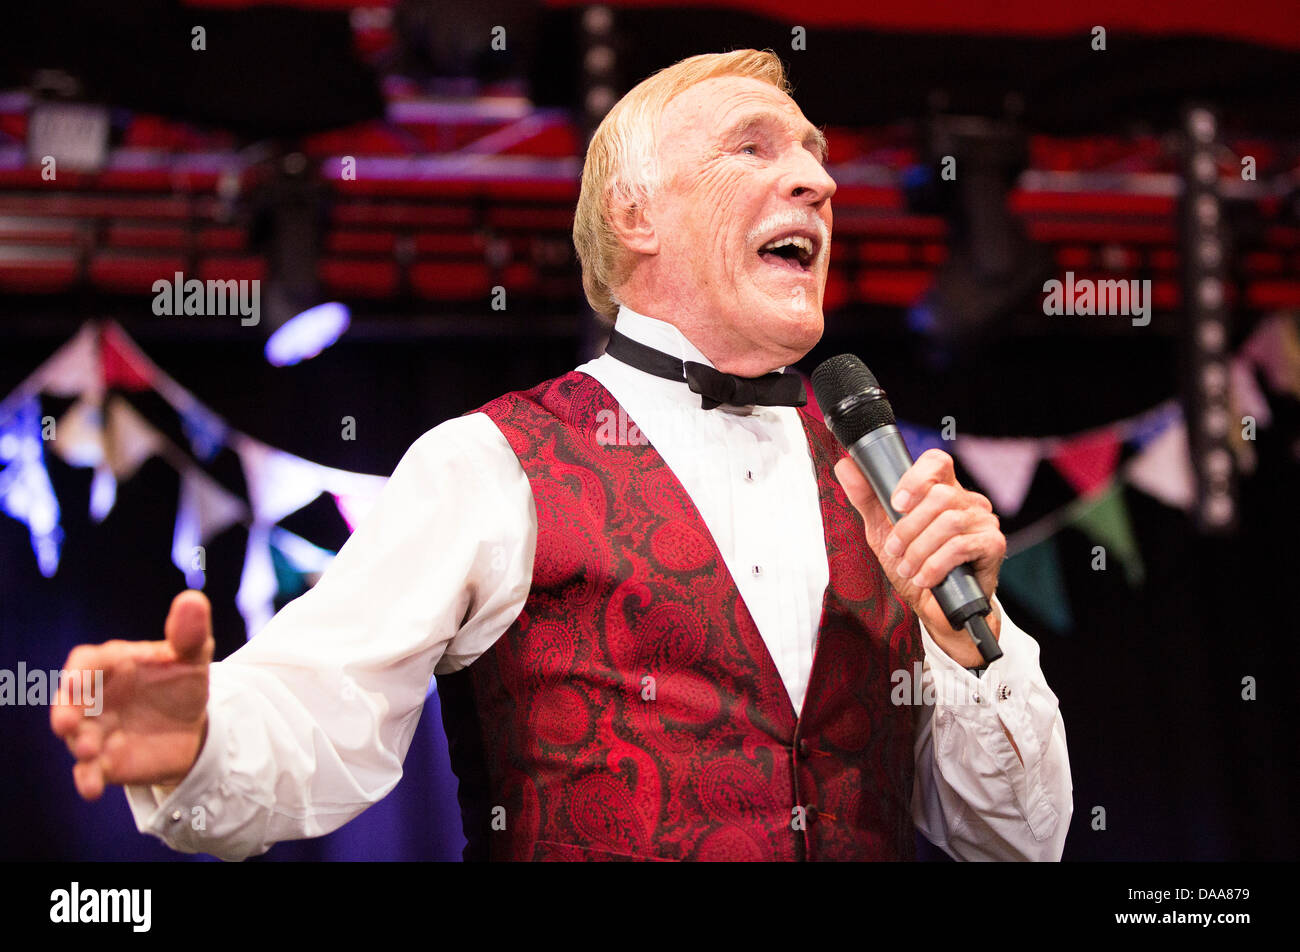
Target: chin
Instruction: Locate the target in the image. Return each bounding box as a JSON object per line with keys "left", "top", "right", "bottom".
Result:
{"left": 746, "top": 296, "right": 823, "bottom": 361}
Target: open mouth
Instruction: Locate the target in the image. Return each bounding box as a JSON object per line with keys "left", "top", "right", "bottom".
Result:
{"left": 757, "top": 233, "right": 817, "bottom": 273}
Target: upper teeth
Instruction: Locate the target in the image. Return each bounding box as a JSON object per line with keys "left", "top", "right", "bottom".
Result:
{"left": 761, "top": 235, "right": 813, "bottom": 257}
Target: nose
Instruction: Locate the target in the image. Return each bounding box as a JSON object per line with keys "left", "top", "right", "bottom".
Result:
{"left": 784, "top": 147, "right": 836, "bottom": 207}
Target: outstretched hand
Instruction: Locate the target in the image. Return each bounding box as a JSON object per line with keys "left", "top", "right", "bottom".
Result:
{"left": 51, "top": 590, "right": 213, "bottom": 800}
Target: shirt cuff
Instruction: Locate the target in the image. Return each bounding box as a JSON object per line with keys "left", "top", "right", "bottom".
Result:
{"left": 918, "top": 599, "right": 1064, "bottom": 843}
{"left": 123, "top": 695, "right": 233, "bottom": 855}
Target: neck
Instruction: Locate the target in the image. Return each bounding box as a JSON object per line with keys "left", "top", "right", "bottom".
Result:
{"left": 615, "top": 295, "right": 804, "bottom": 377}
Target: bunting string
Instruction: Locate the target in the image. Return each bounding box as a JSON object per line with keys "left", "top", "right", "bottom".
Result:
{"left": 0, "top": 320, "right": 387, "bottom": 638}
{"left": 3, "top": 314, "right": 1298, "bottom": 638}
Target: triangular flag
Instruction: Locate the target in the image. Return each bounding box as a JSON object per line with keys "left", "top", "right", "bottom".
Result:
{"left": 32, "top": 323, "right": 104, "bottom": 400}
{"left": 104, "top": 396, "right": 165, "bottom": 480}
{"left": 0, "top": 322, "right": 103, "bottom": 425}
{"left": 324, "top": 470, "right": 390, "bottom": 532}
{"left": 88, "top": 464, "right": 116, "bottom": 522}
{"left": 237, "top": 523, "right": 278, "bottom": 637}
{"left": 179, "top": 398, "right": 229, "bottom": 463}
{"left": 1122, "top": 401, "right": 1181, "bottom": 451}
{"left": 333, "top": 489, "right": 383, "bottom": 533}
{"left": 0, "top": 396, "right": 63, "bottom": 576}
{"left": 269, "top": 527, "right": 335, "bottom": 599}
{"left": 1241, "top": 313, "right": 1300, "bottom": 399}
{"left": 100, "top": 324, "right": 153, "bottom": 391}
{"left": 1125, "top": 420, "right": 1195, "bottom": 512}
{"left": 1227, "top": 358, "right": 1265, "bottom": 473}
{"left": 233, "top": 434, "right": 327, "bottom": 525}
{"left": 955, "top": 435, "right": 1041, "bottom": 517}
{"left": 896, "top": 421, "right": 947, "bottom": 460}
{"left": 1229, "top": 357, "right": 1271, "bottom": 428}
{"left": 269, "top": 526, "right": 336, "bottom": 574}
{"left": 1051, "top": 429, "right": 1121, "bottom": 496}
{"left": 997, "top": 536, "right": 1073, "bottom": 635}
{"left": 50, "top": 397, "right": 107, "bottom": 469}
{"left": 172, "top": 465, "right": 249, "bottom": 588}
{"left": 98, "top": 321, "right": 209, "bottom": 421}
{"left": 269, "top": 541, "right": 309, "bottom": 601}
{"left": 1068, "top": 482, "right": 1145, "bottom": 586}
{"left": 49, "top": 396, "right": 118, "bottom": 521}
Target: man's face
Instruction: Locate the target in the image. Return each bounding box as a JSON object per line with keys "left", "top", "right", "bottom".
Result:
{"left": 645, "top": 75, "right": 836, "bottom": 374}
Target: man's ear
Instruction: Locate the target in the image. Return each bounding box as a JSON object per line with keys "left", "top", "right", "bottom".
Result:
{"left": 607, "top": 190, "right": 659, "bottom": 256}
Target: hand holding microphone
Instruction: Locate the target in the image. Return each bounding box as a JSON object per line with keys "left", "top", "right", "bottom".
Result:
{"left": 813, "top": 355, "right": 1006, "bottom": 668}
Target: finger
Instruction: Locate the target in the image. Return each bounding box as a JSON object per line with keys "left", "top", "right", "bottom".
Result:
{"left": 51, "top": 645, "right": 107, "bottom": 738}
{"left": 51, "top": 670, "right": 84, "bottom": 739}
{"left": 890, "top": 449, "right": 956, "bottom": 514}
{"left": 73, "top": 758, "right": 106, "bottom": 801}
{"left": 894, "top": 506, "right": 993, "bottom": 580}
{"left": 69, "top": 718, "right": 106, "bottom": 762}
{"left": 834, "top": 457, "right": 891, "bottom": 534}
{"left": 885, "top": 483, "right": 963, "bottom": 558}
{"left": 834, "top": 456, "right": 872, "bottom": 511}
{"left": 911, "top": 528, "right": 1006, "bottom": 591}
{"left": 166, "top": 590, "right": 214, "bottom": 664}
{"left": 99, "top": 730, "right": 140, "bottom": 786}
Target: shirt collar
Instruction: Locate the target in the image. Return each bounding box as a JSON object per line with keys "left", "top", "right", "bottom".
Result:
{"left": 610, "top": 304, "right": 788, "bottom": 375}
{"left": 594, "top": 306, "right": 793, "bottom": 416}
{"left": 610, "top": 305, "right": 716, "bottom": 369}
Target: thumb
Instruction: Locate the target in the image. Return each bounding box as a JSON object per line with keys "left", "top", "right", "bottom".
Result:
{"left": 834, "top": 457, "right": 894, "bottom": 543}
{"left": 165, "top": 590, "right": 214, "bottom": 664}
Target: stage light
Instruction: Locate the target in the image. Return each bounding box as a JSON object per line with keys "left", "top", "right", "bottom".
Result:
{"left": 1193, "top": 153, "right": 1217, "bottom": 184}
{"left": 1200, "top": 362, "right": 1227, "bottom": 396}
{"left": 583, "top": 5, "right": 613, "bottom": 35}
{"left": 1188, "top": 108, "right": 1217, "bottom": 144}
{"left": 1198, "top": 277, "right": 1225, "bottom": 309}
{"left": 1205, "top": 448, "right": 1232, "bottom": 479}
{"left": 1204, "top": 493, "right": 1234, "bottom": 526}
{"left": 1195, "top": 195, "right": 1220, "bottom": 226}
{"left": 1202, "top": 407, "right": 1230, "bottom": 437}
{"left": 1197, "top": 320, "right": 1225, "bottom": 351}
{"left": 265, "top": 302, "right": 351, "bottom": 367}
{"left": 585, "top": 86, "right": 616, "bottom": 117}
{"left": 1180, "top": 103, "right": 1237, "bottom": 534}
{"left": 585, "top": 46, "right": 615, "bottom": 75}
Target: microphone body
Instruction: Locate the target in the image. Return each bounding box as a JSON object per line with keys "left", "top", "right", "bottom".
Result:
{"left": 813, "top": 356, "right": 1003, "bottom": 666}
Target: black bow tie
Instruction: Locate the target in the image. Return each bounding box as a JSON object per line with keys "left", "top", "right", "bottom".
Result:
{"left": 603, "top": 330, "right": 808, "bottom": 411}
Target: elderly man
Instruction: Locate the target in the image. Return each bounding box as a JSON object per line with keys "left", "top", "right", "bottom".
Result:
{"left": 53, "top": 50, "right": 1071, "bottom": 861}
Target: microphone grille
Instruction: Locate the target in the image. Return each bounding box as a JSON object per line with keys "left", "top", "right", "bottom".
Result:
{"left": 811, "top": 354, "right": 896, "bottom": 446}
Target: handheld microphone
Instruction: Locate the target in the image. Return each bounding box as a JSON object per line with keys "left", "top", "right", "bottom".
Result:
{"left": 811, "top": 354, "right": 1002, "bottom": 666}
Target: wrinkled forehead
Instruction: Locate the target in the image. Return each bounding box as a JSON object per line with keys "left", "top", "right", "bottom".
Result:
{"left": 655, "top": 76, "right": 825, "bottom": 167}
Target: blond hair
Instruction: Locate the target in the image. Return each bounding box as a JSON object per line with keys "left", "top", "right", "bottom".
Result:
{"left": 572, "top": 49, "right": 791, "bottom": 321}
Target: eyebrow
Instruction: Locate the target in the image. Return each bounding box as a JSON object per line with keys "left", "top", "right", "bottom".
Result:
{"left": 724, "top": 114, "right": 828, "bottom": 165}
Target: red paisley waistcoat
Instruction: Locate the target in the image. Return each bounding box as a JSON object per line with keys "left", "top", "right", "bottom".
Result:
{"left": 436, "top": 371, "right": 923, "bottom": 861}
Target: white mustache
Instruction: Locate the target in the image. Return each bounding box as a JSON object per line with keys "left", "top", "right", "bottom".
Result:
{"left": 745, "top": 210, "right": 828, "bottom": 246}
{"left": 745, "top": 210, "right": 830, "bottom": 264}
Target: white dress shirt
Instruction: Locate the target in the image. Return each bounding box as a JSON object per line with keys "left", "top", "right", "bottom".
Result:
{"left": 126, "top": 306, "right": 1073, "bottom": 862}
